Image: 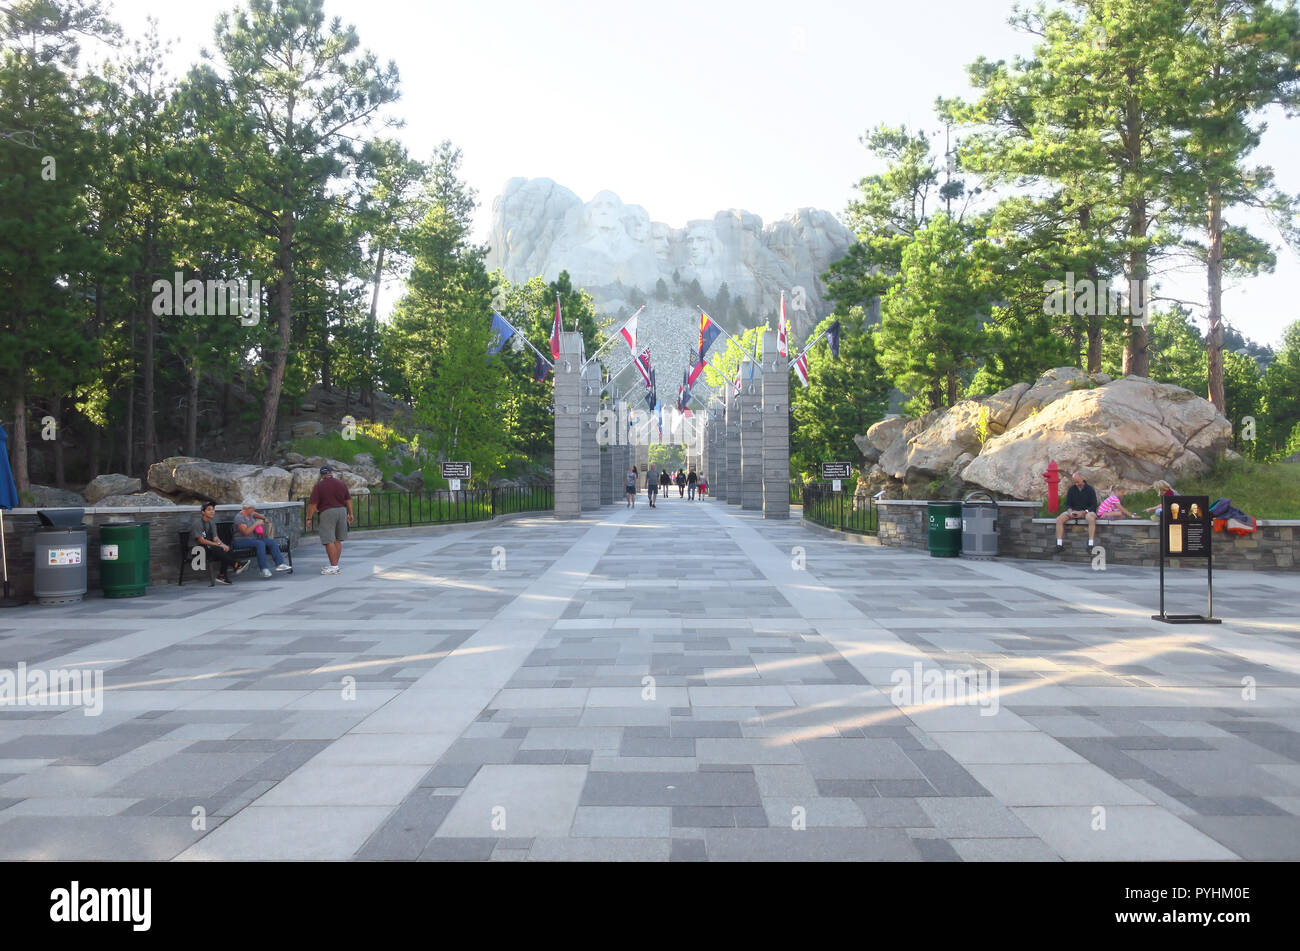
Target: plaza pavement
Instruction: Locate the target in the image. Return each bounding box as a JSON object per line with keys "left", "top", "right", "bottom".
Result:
{"left": 1, "top": 494, "right": 1299, "bottom": 862}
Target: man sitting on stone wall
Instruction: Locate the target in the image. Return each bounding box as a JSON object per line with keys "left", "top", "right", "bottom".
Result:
{"left": 1055, "top": 471, "right": 1099, "bottom": 550}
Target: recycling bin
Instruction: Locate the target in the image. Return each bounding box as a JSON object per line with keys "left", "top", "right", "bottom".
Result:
{"left": 33, "top": 509, "right": 87, "bottom": 605}
{"left": 961, "top": 491, "right": 999, "bottom": 560}
{"left": 100, "top": 521, "right": 150, "bottom": 598}
{"left": 926, "top": 501, "right": 962, "bottom": 558}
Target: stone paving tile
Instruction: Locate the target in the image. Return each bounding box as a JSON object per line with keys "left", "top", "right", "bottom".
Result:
{"left": 5, "top": 503, "right": 1300, "bottom": 860}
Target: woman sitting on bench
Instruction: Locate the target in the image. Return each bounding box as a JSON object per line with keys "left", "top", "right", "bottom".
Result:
{"left": 232, "top": 499, "right": 292, "bottom": 578}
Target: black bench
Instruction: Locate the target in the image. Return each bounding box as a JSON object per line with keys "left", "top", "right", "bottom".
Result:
{"left": 178, "top": 522, "right": 293, "bottom": 586}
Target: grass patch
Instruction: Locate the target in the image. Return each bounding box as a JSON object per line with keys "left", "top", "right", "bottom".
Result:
{"left": 284, "top": 421, "right": 420, "bottom": 483}
{"left": 1037, "top": 459, "right": 1300, "bottom": 520}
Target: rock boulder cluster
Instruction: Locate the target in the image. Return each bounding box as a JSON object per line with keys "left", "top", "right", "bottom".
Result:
{"left": 856, "top": 368, "right": 1234, "bottom": 503}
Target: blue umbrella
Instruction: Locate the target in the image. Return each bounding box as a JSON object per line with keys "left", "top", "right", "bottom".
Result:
{"left": 0, "top": 423, "right": 19, "bottom": 602}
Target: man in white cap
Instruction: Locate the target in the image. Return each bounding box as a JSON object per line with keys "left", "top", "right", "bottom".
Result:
{"left": 305, "top": 465, "right": 353, "bottom": 574}
{"left": 231, "top": 499, "right": 292, "bottom": 578}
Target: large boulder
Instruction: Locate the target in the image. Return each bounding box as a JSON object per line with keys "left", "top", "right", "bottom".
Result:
{"left": 289, "top": 468, "right": 321, "bottom": 500}
{"left": 147, "top": 456, "right": 206, "bottom": 494}
{"left": 349, "top": 462, "right": 384, "bottom": 486}
{"left": 1004, "top": 367, "right": 1104, "bottom": 429}
{"left": 24, "top": 485, "right": 85, "bottom": 508}
{"left": 291, "top": 420, "right": 324, "bottom": 439}
{"left": 171, "top": 462, "right": 293, "bottom": 504}
{"left": 962, "top": 376, "right": 1232, "bottom": 500}
{"left": 94, "top": 491, "right": 176, "bottom": 507}
{"left": 83, "top": 473, "right": 142, "bottom": 503}
{"left": 877, "top": 402, "right": 986, "bottom": 481}
{"left": 337, "top": 470, "right": 371, "bottom": 495}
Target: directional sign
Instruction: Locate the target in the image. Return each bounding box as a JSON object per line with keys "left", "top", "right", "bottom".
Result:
{"left": 821, "top": 462, "right": 852, "bottom": 480}
{"left": 440, "top": 461, "right": 471, "bottom": 480}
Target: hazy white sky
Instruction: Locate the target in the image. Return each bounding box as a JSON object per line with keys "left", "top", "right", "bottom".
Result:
{"left": 96, "top": 0, "right": 1300, "bottom": 347}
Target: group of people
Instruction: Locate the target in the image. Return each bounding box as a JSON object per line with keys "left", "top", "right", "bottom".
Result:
{"left": 625, "top": 464, "right": 708, "bottom": 508}
{"left": 191, "top": 464, "right": 355, "bottom": 583}
{"left": 1054, "top": 472, "right": 1178, "bottom": 550}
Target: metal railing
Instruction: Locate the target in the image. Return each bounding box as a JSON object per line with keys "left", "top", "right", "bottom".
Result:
{"left": 302, "top": 485, "right": 553, "bottom": 535}
{"left": 801, "top": 481, "right": 877, "bottom": 534}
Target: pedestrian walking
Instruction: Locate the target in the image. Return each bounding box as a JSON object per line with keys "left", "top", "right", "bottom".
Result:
{"left": 687, "top": 467, "right": 698, "bottom": 500}
{"left": 676, "top": 468, "right": 687, "bottom": 498}
{"left": 626, "top": 465, "right": 638, "bottom": 507}
{"left": 305, "top": 465, "right": 353, "bottom": 574}
{"left": 659, "top": 468, "right": 671, "bottom": 500}
{"left": 646, "top": 464, "right": 659, "bottom": 508}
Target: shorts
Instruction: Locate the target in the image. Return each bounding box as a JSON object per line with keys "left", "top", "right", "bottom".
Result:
{"left": 318, "top": 506, "right": 349, "bottom": 544}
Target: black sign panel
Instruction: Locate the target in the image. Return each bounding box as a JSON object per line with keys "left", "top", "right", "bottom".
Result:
{"left": 821, "top": 462, "right": 852, "bottom": 480}
{"left": 440, "top": 461, "right": 472, "bottom": 479}
{"left": 1161, "top": 494, "right": 1211, "bottom": 558}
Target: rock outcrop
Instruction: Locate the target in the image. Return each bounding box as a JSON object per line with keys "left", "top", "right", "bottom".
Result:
{"left": 147, "top": 456, "right": 205, "bottom": 495}
{"left": 25, "top": 485, "right": 86, "bottom": 508}
{"left": 857, "top": 369, "right": 1233, "bottom": 501}
{"left": 94, "top": 491, "right": 176, "bottom": 507}
{"left": 83, "top": 473, "right": 143, "bottom": 503}
{"left": 171, "top": 462, "right": 292, "bottom": 504}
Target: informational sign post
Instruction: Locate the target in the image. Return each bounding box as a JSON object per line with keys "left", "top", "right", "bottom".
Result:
{"left": 440, "top": 461, "right": 471, "bottom": 480}
{"left": 1152, "top": 494, "right": 1221, "bottom": 624}
{"left": 821, "top": 462, "right": 852, "bottom": 481}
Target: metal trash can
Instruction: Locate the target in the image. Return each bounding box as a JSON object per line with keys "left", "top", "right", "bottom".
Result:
{"left": 927, "top": 501, "right": 962, "bottom": 558}
{"left": 100, "top": 521, "right": 150, "bottom": 598}
{"left": 961, "top": 491, "right": 999, "bottom": 560}
{"left": 34, "top": 509, "right": 88, "bottom": 605}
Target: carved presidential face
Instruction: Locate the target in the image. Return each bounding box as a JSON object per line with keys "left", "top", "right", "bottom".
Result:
{"left": 686, "top": 221, "right": 716, "bottom": 266}
{"left": 623, "top": 208, "right": 650, "bottom": 244}
{"left": 584, "top": 191, "right": 623, "bottom": 237}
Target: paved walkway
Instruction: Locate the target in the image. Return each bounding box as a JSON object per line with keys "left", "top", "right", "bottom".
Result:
{"left": 2, "top": 497, "right": 1299, "bottom": 861}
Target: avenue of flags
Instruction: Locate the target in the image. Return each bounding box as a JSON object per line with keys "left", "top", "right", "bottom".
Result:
{"left": 485, "top": 297, "right": 842, "bottom": 403}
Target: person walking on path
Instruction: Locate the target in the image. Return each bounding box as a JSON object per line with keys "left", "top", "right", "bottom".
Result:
{"left": 659, "top": 468, "right": 671, "bottom": 500}
{"left": 626, "top": 465, "right": 638, "bottom": 507}
{"left": 646, "top": 464, "right": 659, "bottom": 507}
{"left": 232, "top": 499, "right": 292, "bottom": 577}
{"left": 305, "top": 465, "right": 353, "bottom": 574}
{"left": 687, "top": 468, "right": 698, "bottom": 500}
{"left": 675, "top": 468, "right": 687, "bottom": 497}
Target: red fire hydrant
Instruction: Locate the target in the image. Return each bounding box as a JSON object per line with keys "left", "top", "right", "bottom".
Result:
{"left": 1044, "top": 460, "right": 1061, "bottom": 514}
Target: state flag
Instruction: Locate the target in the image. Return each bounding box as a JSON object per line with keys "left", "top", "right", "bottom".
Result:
{"left": 534, "top": 354, "right": 551, "bottom": 382}
{"left": 826, "top": 320, "right": 842, "bottom": 359}
{"left": 697, "top": 311, "right": 722, "bottom": 363}
{"left": 488, "top": 311, "right": 516, "bottom": 355}
{"left": 620, "top": 313, "right": 638, "bottom": 354}
{"left": 778, "top": 291, "right": 789, "bottom": 358}
{"left": 550, "top": 294, "right": 562, "bottom": 359}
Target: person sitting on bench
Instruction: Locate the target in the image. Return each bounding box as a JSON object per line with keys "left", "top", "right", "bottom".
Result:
{"left": 1055, "top": 471, "right": 1098, "bottom": 549}
{"left": 231, "top": 499, "right": 292, "bottom": 578}
{"left": 191, "top": 501, "right": 243, "bottom": 585}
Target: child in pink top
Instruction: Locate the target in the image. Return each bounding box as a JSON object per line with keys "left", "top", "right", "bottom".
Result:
{"left": 1097, "top": 488, "right": 1134, "bottom": 519}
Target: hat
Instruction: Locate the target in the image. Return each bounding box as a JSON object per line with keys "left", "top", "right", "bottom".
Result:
{"left": 240, "top": 498, "right": 256, "bottom": 509}
{"left": 319, "top": 465, "right": 332, "bottom": 474}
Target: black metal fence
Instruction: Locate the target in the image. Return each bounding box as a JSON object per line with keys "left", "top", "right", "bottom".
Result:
{"left": 302, "top": 485, "right": 553, "bottom": 535}
{"left": 801, "top": 481, "right": 877, "bottom": 534}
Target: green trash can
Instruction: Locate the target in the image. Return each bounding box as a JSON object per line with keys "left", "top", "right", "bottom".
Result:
{"left": 100, "top": 522, "right": 150, "bottom": 598}
{"left": 927, "top": 501, "right": 962, "bottom": 558}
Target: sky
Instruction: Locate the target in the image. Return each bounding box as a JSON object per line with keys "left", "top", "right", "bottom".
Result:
{"left": 94, "top": 0, "right": 1300, "bottom": 348}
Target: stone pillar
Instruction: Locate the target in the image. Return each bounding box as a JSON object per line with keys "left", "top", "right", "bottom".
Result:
{"left": 610, "top": 440, "right": 629, "bottom": 504}
{"left": 553, "top": 332, "right": 584, "bottom": 518}
{"left": 581, "top": 365, "right": 601, "bottom": 511}
{"left": 761, "top": 332, "right": 790, "bottom": 518}
{"left": 698, "top": 413, "right": 709, "bottom": 495}
{"left": 707, "top": 408, "right": 720, "bottom": 498}
{"left": 599, "top": 441, "right": 613, "bottom": 505}
{"left": 739, "top": 364, "right": 763, "bottom": 510}
{"left": 725, "top": 382, "right": 741, "bottom": 505}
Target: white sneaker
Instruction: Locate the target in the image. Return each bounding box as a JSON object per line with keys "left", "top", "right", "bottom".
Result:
{"left": 321, "top": 565, "right": 340, "bottom": 575}
{"left": 275, "top": 564, "right": 292, "bottom": 572}
{"left": 262, "top": 568, "right": 272, "bottom": 578}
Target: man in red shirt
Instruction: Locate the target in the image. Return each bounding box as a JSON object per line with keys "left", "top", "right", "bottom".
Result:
{"left": 305, "top": 465, "right": 354, "bottom": 575}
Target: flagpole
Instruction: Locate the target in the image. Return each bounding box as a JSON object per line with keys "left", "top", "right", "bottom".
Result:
{"left": 581, "top": 305, "right": 646, "bottom": 371}
{"left": 517, "top": 328, "right": 555, "bottom": 370}
{"left": 795, "top": 326, "right": 832, "bottom": 362}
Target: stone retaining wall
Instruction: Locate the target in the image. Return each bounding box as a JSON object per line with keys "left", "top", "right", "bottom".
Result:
{"left": 1, "top": 502, "right": 304, "bottom": 602}
{"left": 874, "top": 499, "right": 1296, "bottom": 571}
